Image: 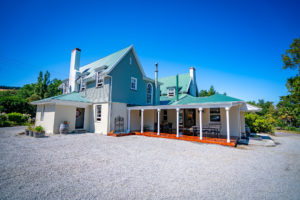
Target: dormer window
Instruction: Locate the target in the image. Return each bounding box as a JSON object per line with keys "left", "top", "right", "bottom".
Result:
{"left": 167, "top": 88, "right": 175, "bottom": 97}
{"left": 80, "top": 78, "right": 86, "bottom": 91}
{"left": 96, "top": 72, "right": 103, "bottom": 87}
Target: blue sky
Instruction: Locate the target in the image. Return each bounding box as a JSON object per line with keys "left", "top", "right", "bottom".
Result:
{"left": 0, "top": 0, "right": 299, "bottom": 103}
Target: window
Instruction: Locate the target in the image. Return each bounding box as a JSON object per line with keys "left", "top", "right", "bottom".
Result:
{"left": 62, "top": 84, "right": 66, "bottom": 94}
{"left": 146, "top": 83, "right": 153, "bottom": 104}
{"left": 129, "top": 56, "right": 132, "bottom": 65}
{"left": 210, "top": 108, "right": 221, "bottom": 122}
{"left": 167, "top": 88, "right": 175, "bottom": 97}
{"left": 80, "top": 78, "right": 86, "bottom": 91}
{"left": 163, "top": 110, "right": 168, "bottom": 121}
{"left": 41, "top": 105, "right": 45, "bottom": 121}
{"left": 130, "top": 77, "right": 137, "bottom": 90}
{"left": 96, "top": 105, "right": 102, "bottom": 121}
{"left": 96, "top": 72, "right": 103, "bottom": 87}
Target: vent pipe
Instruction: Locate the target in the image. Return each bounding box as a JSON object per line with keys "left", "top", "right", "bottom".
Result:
{"left": 155, "top": 63, "right": 158, "bottom": 105}
{"left": 176, "top": 74, "right": 179, "bottom": 101}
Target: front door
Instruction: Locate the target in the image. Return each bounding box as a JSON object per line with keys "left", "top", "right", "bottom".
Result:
{"left": 184, "top": 109, "right": 196, "bottom": 128}
{"left": 75, "top": 108, "right": 85, "bottom": 129}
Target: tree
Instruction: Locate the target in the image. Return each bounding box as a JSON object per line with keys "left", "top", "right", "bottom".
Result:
{"left": 45, "top": 79, "right": 62, "bottom": 98}
{"left": 199, "top": 85, "right": 217, "bottom": 97}
{"left": 282, "top": 37, "right": 300, "bottom": 74}
{"left": 277, "top": 37, "right": 300, "bottom": 128}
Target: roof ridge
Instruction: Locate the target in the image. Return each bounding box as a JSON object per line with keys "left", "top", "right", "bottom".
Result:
{"left": 158, "top": 73, "right": 189, "bottom": 80}
{"left": 79, "top": 45, "right": 132, "bottom": 70}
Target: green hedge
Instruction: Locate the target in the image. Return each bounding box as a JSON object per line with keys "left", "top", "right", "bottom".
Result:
{"left": 0, "top": 113, "right": 30, "bottom": 127}
{"left": 245, "top": 113, "right": 276, "bottom": 133}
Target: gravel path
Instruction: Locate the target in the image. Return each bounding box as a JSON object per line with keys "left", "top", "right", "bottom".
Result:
{"left": 0, "top": 127, "right": 300, "bottom": 200}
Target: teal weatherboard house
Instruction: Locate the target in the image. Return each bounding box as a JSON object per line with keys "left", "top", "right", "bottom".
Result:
{"left": 32, "top": 45, "right": 261, "bottom": 144}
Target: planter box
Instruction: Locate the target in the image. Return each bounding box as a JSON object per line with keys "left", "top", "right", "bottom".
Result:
{"left": 33, "top": 131, "right": 45, "bottom": 138}
{"left": 29, "top": 131, "right": 33, "bottom": 137}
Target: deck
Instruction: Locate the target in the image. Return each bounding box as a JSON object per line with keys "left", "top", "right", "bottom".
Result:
{"left": 108, "top": 131, "right": 238, "bottom": 147}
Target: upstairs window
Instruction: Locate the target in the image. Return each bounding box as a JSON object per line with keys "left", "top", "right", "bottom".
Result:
{"left": 96, "top": 72, "right": 104, "bottom": 87}
{"left": 210, "top": 108, "right": 221, "bottom": 122}
{"left": 167, "top": 88, "right": 175, "bottom": 97}
{"left": 96, "top": 105, "right": 102, "bottom": 121}
{"left": 80, "top": 78, "right": 86, "bottom": 91}
{"left": 146, "top": 83, "right": 153, "bottom": 104}
{"left": 62, "top": 84, "right": 66, "bottom": 94}
{"left": 131, "top": 77, "right": 137, "bottom": 90}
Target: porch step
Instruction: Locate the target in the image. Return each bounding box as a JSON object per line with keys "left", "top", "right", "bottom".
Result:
{"left": 70, "top": 129, "right": 87, "bottom": 134}
{"left": 107, "top": 132, "right": 135, "bottom": 137}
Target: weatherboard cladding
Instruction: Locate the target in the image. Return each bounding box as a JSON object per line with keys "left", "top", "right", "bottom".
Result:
{"left": 110, "top": 50, "right": 154, "bottom": 106}
{"left": 158, "top": 73, "right": 191, "bottom": 95}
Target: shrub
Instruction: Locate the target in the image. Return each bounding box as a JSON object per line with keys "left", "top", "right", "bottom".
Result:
{"left": 34, "top": 125, "right": 44, "bottom": 133}
{"left": 6, "top": 112, "right": 28, "bottom": 124}
{"left": 245, "top": 113, "right": 276, "bottom": 133}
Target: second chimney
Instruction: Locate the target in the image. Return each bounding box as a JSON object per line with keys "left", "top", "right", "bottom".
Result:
{"left": 189, "top": 67, "right": 197, "bottom": 96}
{"left": 69, "top": 48, "right": 81, "bottom": 92}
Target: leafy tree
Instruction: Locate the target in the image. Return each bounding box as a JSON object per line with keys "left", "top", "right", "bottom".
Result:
{"left": 199, "top": 85, "right": 217, "bottom": 97}
{"left": 282, "top": 37, "right": 300, "bottom": 74}
{"left": 45, "top": 79, "right": 62, "bottom": 98}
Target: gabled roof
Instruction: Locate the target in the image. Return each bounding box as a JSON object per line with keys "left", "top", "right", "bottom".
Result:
{"left": 158, "top": 73, "right": 191, "bottom": 95}
{"left": 31, "top": 92, "right": 91, "bottom": 105}
{"left": 160, "top": 93, "right": 243, "bottom": 105}
{"left": 79, "top": 45, "right": 149, "bottom": 81}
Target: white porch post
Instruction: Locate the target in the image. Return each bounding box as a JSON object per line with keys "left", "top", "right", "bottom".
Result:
{"left": 141, "top": 109, "right": 144, "bottom": 133}
{"left": 176, "top": 108, "right": 180, "bottom": 137}
{"left": 157, "top": 109, "right": 160, "bottom": 135}
{"left": 127, "top": 109, "right": 131, "bottom": 133}
{"left": 238, "top": 106, "right": 241, "bottom": 139}
{"left": 199, "top": 107, "right": 203, "bottom": 140}
{"left": 225, "top": 107, "right": 230, "bottom": 143}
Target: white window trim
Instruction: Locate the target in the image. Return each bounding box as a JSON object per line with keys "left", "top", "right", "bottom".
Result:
{"left": 96, "top": 72, "right": 104, "bottom": 88}
{"left": 95, "top": 105, "right": 102, "bottom": 122}
{"left": 146, "top": 83, "right": 153, "bottom": 104}
{"left": 80, "top": 78, "right": 86, "bottom": 91}
{"left": 130, "top": 77, "right": 137, "bottom": 90}
{"left": 167, "top": 88, "right": 176, "bottom": 97}
{"left": 41, "top": 105, "right": 45, "bottom": 121}
{"left": 209, "top": 108, "right": 221, "bottom": 123}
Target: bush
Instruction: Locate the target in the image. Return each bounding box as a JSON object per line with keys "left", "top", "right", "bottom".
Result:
{"left": 245, "top": 113, "right": 276, "bottom": 133}
{"left": 6, "top": 112, "right": 28, "bottom": 124}
{"left": 34, "top": 125, "right": 44, "bottom": 133}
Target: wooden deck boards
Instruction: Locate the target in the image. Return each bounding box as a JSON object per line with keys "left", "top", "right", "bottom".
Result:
{"left": 108, "top": 131, "right": 238, "bottom": 147}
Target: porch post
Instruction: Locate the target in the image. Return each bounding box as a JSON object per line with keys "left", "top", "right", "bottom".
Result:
{"left": 238, "top": 106, "right": 241, "bottom": 139}
{"left": 176, "top": 108, "right": 180, "bottom": 137}
{"left": 199, "top": 107, "right": 203, "bottom": 140}
{"left": 225, "top": 107, "right": 230, "bottom": 143}
{"left": 127, "top": 109, "right": 131, "bottom": 133}
{"left": 141, "top": 109, "right": 144, "bottom": 133}
{"left": 157, "top": 109, "right": 160, "bottom": 135}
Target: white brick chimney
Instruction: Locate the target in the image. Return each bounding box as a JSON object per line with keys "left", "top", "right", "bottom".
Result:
{"left": 69, "top": 48, "right": 81, "bottom": 92}
{"left": 189, "top": 67, "right": 197, "bottom": 96}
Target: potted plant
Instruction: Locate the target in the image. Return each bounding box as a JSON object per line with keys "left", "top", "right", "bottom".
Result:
{"left": 59, "top": 121, "right": 69, "bottom": 134}
{"left": 33, "top": 126, "right": 45, "bottom": 138}
{"left": 28, "top": 125, "right": 34, "bottom": 136}
{"left": 25, "top": 125, "right": 31, "bottom": 136}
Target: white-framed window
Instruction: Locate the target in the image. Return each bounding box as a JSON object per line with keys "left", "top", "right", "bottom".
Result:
{"left": 129, "top": 56, "right": 132, "bottom": 65}
{"left": 62, "top": 84, "right": 66, "bottom": 94}
{"left": 167, "top": 88, "right": 175, "bottom": 97}
{"left": 41, "top": 105, "right": 45, "bottom": 121}
{"left": 146, "top": 83, "right": 153, "bottom": 104}
{"left": 96, "top": 72, "right": 104, "bottom": 87}
{"left": 96, "top": 105, "right": 102, "bottom": 121}
{"left": 80, "top": 78, "right": 86, "bottom": 91}
{"left": 210, "top": 108, "right": 221, "bottom": 122}
{"left": 130, "top": 77, "right": 137, "bottom": 90}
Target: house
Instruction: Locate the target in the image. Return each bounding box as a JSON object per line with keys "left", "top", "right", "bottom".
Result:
{"left": 32, "top": 45, "right": 261, "bottom": 144}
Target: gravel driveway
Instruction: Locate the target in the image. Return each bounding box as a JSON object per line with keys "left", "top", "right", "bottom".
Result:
{"left": 0, "top": 127, "right": 300, "bottom": 200}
